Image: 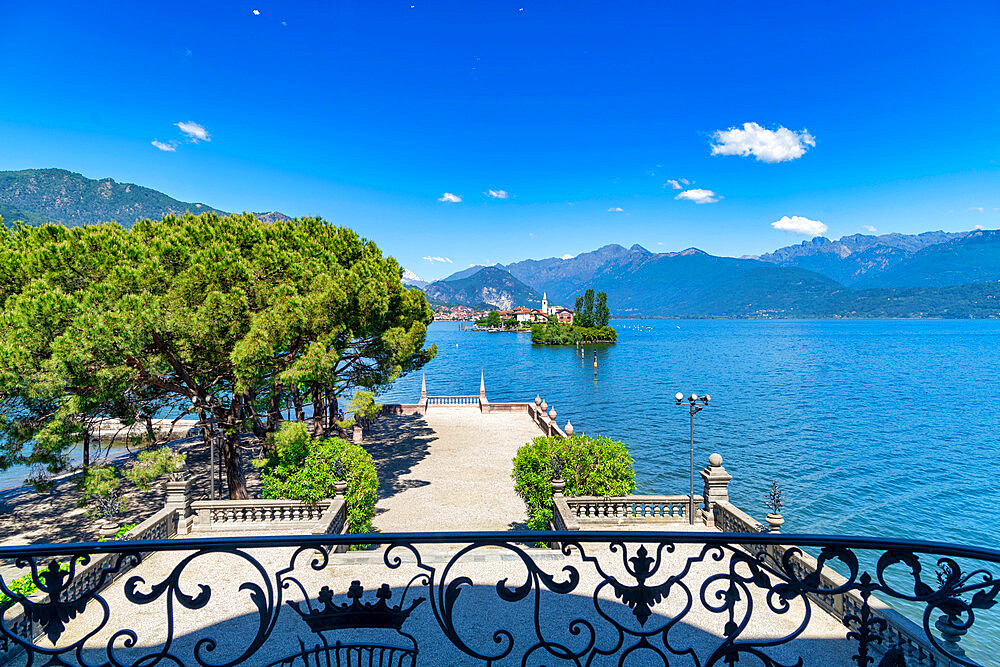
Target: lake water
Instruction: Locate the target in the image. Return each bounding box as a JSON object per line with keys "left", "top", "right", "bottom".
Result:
{"left": 381, "top": 319, "right": 1000, "bottom": 547}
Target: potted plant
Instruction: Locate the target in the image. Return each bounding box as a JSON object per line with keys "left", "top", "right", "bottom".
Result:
{"left": 763, "top": 480, "right": 785, "bottom": 532}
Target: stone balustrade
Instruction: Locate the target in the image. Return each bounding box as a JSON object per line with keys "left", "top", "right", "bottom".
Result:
{"left": 564, "top": 495, "right": 703, "bottom": 525}
{"left": 426, "top": 395, "right": 480, "bottom": 406}
{"left": 189, "top": 498, "right": 345, "bottom": 533}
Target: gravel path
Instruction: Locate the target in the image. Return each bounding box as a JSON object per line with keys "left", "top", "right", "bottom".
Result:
{"left": 366, "top": 411, "right": 544, "bottom": 533}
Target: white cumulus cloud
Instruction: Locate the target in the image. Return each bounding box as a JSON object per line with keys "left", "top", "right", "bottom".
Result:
{"left": 665, "top": 178, "right": 691, "bottom": 190}
{"left": 863, "top": 225, "right": 878, "bottom": 233}
{"left": 771, "top": 215, "right": 828, "bottom": 236}
{"left": 675, "top": 189, "right": 720, "bottom": 204}
{"left": 422, "top": 256, "right": 453, "bottom": 264}
{"left": 175, "top": 121, "right": 211, "bottom": 143}
{"left": 486, "top": 189, "right": 509, "bottom": 199}
{"left": 608, "top": 207, "right": 624, "bottom": 212}
{"left": 710, "top": 122, "right": 815, "bottom": 163}
{"left": 151, "top": 140, "right": 177, "bottom": 152}
{"left": 437, "top": 192, "right": 462, "bottom": 203}
{"left": 561, "top": 254, "right": 574, "bottom": 259}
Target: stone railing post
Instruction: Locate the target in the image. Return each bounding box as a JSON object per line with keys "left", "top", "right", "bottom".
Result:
{"left": 548, "top": 406, "right": 557, "bottom": 436}
{"left": 164, "top": 478, "right": 194, "bottom": 535}
{"left": 699, "top": 453, "right": 731, "bottom": 527}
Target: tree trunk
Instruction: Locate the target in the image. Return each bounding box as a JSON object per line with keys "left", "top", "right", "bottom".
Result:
{"left": 292, "top": 385, "right": 305, "bottom": 422}
{"left": 82, "top": 427, "right": 90, "bottom": 472}
{"left": 143, "top": 413, "right": 156, "bottom": 445}
{"left": 266, "top": 384, "right": 282, "bottom": 433}
{"left": 222, "top": 431, "right": 248, "bottom": 499}
{"left": 327, "top": 390, "right": 339, "bottom": 430}
{"left": 219, "top": 400, "right": 249, "bottom": 500}
{"left": 312, "top": 384, "right": 325, "bottom": 436}
{"left": 245, "top": 389, "right": 267, "bottom": 439}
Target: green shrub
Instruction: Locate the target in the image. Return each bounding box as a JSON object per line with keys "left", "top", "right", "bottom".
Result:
{"left": 126, "top": 447, "right": 186, "bottom": 490}
{"left": 79, "top": 465, "right": 126, "bottom": 520}
{"left": 259, "top": 422, "right": 378, "bottom": 534}
{"left": 0, "top": 562, "right": 71, "bottom": 603}
{"left": 512, "top": 434, "right": 635, "bottom": 530}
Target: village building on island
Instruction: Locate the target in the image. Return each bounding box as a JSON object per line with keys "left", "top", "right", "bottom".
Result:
{"left": 496, "top": 293, "right": 574, "bottom": 324}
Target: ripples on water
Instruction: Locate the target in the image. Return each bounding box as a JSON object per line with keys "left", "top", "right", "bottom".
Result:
{"left": 382, "top": 319, "right": 1000, "bottom": 547}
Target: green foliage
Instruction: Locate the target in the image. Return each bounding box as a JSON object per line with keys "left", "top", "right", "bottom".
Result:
{"left": 260, "top": 422, "right": 378, "bottom": 534}
{"left": 531, "top": 322, "right": 617, "bottom": 345}
{"left": 78, "top": 465, "right": 126, "bottom": 520}
{"left": 512, "top": 434, "right": 635, "bottom": 531}
{"left": 98, "top": 523, "right": 136, "bottom": 542}
{"left": 0, "top": 213, "right": 435, "bottom": 498}
{"left": 594, "top": 292, "right": 611, "bottom": 327}
{"left": 0, "top": 562, "right": 71, "bottom": 603}
{"left": 125, "top": 447, "right": 186, "bottom": 490}
{"left": 348, "top": 390, "right": 382, "bottom": 432}
{"left": 476, "top": 310, "right": 502, "bottom": 327}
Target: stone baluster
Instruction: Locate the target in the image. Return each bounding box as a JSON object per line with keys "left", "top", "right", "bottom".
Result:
{"left": 699, "top": 453, "right": 732, "bottom": 528}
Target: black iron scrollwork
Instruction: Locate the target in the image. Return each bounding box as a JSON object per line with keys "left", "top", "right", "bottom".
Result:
{"left": 0, "top": 532, "right": 998, "bottom": 666}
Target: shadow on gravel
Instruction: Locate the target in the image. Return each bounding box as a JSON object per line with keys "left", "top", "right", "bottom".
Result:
{"left": 362, "top": 415, "right": 435, "bottom": 501}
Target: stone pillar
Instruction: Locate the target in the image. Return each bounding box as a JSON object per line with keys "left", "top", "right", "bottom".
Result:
{"left": 420, "top": 372, "right": 427, "bottom": 401}
{"left": 165, "top": 478, "right": 194, "bottom": 535}
{"left": 699, "top": 453, "right": 732, "bottom": 527}
{"left": 352, "top": 424, "right": 363, "bottom": 444}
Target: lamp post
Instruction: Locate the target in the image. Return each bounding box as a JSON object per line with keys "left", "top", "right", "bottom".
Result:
{"left": 675, "top": 391, "right": 711, "bottom": 525}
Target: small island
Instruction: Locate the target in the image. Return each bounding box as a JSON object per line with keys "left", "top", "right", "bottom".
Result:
{"left": 531, "top": 289, "right": 617, "bottom": 345}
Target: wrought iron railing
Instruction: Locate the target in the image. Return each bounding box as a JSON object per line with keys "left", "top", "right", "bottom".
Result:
{"left": 0, "top": 531, "right": 997, "bottom": 666}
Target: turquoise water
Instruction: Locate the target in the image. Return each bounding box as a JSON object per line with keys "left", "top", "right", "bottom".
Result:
{"left": 381, "top": 319, "right": 1000, "bottom": 546}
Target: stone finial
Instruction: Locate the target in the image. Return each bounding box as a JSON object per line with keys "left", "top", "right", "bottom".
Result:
{"left": 534, "top": 394, "right": 541, "bottom": 406}
{"left": 699, "top": 452, "right": 732, "bottom": 527}
{"left": 548, "top": 407, "right": 557, "bottom": 422}
{"left": 540, "top": 399, "right": 548, "bottom": 411}
{"left": 420, "top": 372, "right": 427, "bottom": 400}
{"left": 564, "top": 420, "right": 574, "bottom": 436}
{"left": 480, "top": 369, "right": 486, "bottom": 398}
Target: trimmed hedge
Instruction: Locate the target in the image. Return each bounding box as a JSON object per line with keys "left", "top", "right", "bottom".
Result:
{"left": 512, "top": 434, "right": 635, "bottom": 530}
{"left": 259, "top": 422, "right": 378, "bottom": 534}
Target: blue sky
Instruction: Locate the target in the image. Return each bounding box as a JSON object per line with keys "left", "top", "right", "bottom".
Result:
{"left": 1, "top": 1, "right": 999, "bottom": 280}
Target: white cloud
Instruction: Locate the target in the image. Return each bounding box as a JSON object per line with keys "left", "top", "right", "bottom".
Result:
{"left": 608, "top": 207, "right": 624, "bottom": 212}
{"left": 975, "top": 224, "right": 985, "bottom": 230}
{"left": 969, "top": 206, "right": 985, "bottom": 212}
{"left": 252, "top": 8, "right": 260, "bottom": 15}
{"left": 863, "top": 225, "right": 878, "bottom": 233}
{"left": 422, "top": 256, "right": 453, "bottom": 264}
{"left": 486, "top": 189, "right": 509, "bottom": 199}
{"left": 656, "top": 241, "right": 664, "bottom": 246}
{"left": 561, "top": 254, "right": 574, "bottom": 259}
{"left": 710, "top": 122, "right": 815, "bottom": 163}
{"left": 665, "top": 178, "right": 692, "bottom": 190}
{"left": 151, "top": 139, "right": 176, "bottom": 152}
{"left": 175, "top": 121, "right": 211, "bottom": 143}
{"left": 771, "top": 215, "right": 828, "bottom": 236}
{"left": 402, "top": 268, "right": 424, "bottom": 282}
{"left": 437, "top": 192, "right": 462, "bottom": 203}
{"left": 675, "top": 189, "right": 720, "bottom": 204}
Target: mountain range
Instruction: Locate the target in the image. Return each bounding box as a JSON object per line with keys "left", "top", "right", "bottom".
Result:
{"left": 3, "top": 167, "right": 998, "bottom": 318}
{"left": 0, "top": 169, "right": 288, "bottom": 227}
{"left": 413, "top": 230, "right": 1000, "bottom": 318}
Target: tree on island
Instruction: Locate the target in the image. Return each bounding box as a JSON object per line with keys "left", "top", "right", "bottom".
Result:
{"left": 533, "top": 289, "right": 616, "bottom": 345}
{"left": 574, "top": 289, "right": 610, "bottom": 328}
{"left": 0, "top": 214, "right": 436, "bottom": 499}
{"left": 479, "top": 310, "right": 502, "bottom": 328}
